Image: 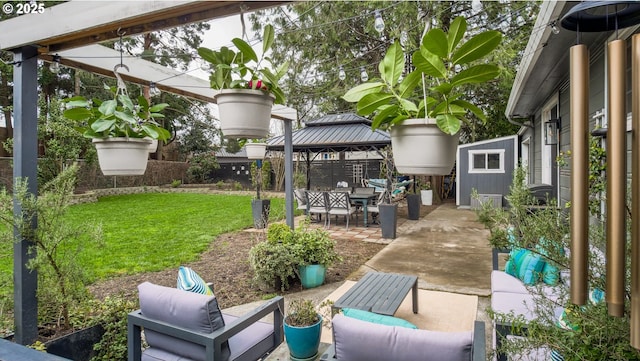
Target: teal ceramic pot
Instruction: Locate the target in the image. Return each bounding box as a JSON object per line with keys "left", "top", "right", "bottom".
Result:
{"left": 298, "top": 264, "right": 326, "bottom": 289}
{"left": 284, "top": 315, "right": 322, "bottom": 361}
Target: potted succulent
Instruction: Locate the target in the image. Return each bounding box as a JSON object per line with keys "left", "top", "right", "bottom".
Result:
{"left": 198, "top": 24, "right": 289, "bottom": 139}
{"left": 343, "top": 16, "right": 502, "bottom": 175}
{"left": 283, "top": 299, "right": 323, "bottom": 361}
{"left": 291, "top": 220, "right": 341, "bottom": 289}
{"left": 63, "top": 85, "right": 170, "bottom": 176}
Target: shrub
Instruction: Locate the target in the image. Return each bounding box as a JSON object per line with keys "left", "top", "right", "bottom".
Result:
{"left": 476, "top": 164, "right": 639, "bottom": 360}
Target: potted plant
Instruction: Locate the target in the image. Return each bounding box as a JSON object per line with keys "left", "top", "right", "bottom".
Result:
{"left": 291, "top": 220, "right": 341, "bottom": 289}
{"left": 249, "top": 146, "right": 270, "bottom": 229}
{"left": 283, "top": 299, "right": 323, "bottom": 361}
{"left": 420, "top": 181, "right": 433, "bottom": 206}
{"left": 343, "top": 16, "right": 502, "bottom": 175}
{"left": 245, "top": 139, "right": 268, "bottom": 160}
{"left": 248, "top": 223, "right": 298, "bottom": 291}
{"left": 63, "top": 84, "right": 170, "bottom": 176}
{"left": 378, "top": 147, "right": 398, "bottom": 239}
{"left": 198, "top": 24, "right": 289, "bottom": 139}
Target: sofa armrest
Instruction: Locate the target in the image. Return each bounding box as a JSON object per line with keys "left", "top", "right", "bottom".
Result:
{"left": 493, "top": 247, "right": 511, "bottom": 271}
{"left": 472, "top": 321, "right": 486, "bottom": 361}
{"left": 127, "top": 296, "right": 284, "bottom": 361}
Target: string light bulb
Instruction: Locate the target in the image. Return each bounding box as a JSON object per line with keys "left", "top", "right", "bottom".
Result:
{"left": 550, "top": 21, "right": 560, "bottom": 35}
{"left": 149, "top": 82, "right": 161, "bottom": 96}
{"left": 360, "top": 66, "right": 368, "bottom": 82}
{"left": 374, "top": 10, "right": 385, "bottom": 33}
{"left": 50, "top": 54, "right": 61, "bottom": 74}
{"left": 400, "top": 31, "right": 409, "bottom": 48}
{"left": 338, "top": 66, "right": 346, "bottom": 81}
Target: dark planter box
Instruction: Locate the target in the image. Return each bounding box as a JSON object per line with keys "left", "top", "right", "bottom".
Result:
{"left": 45, "top": 324, "right": 104, "bottom": 361}
{"left": 251, "top": 199, "right": 271, "bottom": 229}
{"left": 378, "top": 203, "right": 398, "bottom": 239}
{"left": 406, "top": 194, "right": 421, "bottom": 220}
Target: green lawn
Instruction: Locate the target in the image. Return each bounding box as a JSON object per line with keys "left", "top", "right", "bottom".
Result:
{"left": 2, "top": 193, "right": 284, "bottom": 283}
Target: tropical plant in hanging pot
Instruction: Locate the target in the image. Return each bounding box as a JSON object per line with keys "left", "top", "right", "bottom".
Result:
{"left": 343, "top": 16, "right": 502, "bottom": 175}
{"left": 198, "top": 24, "right": 289, "bottom": 139}
{"left": 63, "top": 84, "right": 170, "bottom": 176}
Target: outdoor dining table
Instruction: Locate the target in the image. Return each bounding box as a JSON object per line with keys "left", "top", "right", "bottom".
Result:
{"left": 348, "top": 193, "right": 377, "bottom": 227}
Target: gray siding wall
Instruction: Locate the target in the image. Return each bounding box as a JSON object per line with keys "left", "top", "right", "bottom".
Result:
{"left": 458, "top": 137, "right": 516, "bottom": 207}
{"left": 526, "top": 42, "right": 608, "bottom": 207}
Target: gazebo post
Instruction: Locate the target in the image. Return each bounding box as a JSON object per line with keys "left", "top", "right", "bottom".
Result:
{"left": 12, "top": 45, "right": 39, "bottom": 345}
{"left": 284, "top": 119, "right": 294, "bottom": 229}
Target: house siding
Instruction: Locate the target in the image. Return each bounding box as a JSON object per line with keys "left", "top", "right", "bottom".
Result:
{"left": 457, "top": 136, "right": 517, "bottom": 207}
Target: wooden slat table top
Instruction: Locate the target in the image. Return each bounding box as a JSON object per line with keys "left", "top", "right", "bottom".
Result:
{"left": 333, "top": 272, "right": 417, "bottom": 316}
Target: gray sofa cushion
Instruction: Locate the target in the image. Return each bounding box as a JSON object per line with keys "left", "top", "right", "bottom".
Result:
{"left": 222, "top": 314, "right": 275, "bottom": 361}
{"left": 138, "top": 282, "right": 230, "bottom": 361}
{"left": 331, "top": 314, "right": 473, "bottom": 361}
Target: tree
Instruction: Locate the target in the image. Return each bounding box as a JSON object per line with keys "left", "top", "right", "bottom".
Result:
{"left": 250, "top": 1, "right": 538, "bottom": 142}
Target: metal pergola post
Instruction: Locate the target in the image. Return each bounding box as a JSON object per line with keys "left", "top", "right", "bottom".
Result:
{"left": 284, "top": 119, "right": 294, "bottom": 229}
{"left": 12, "top": 45, "right": 39, "bottom": 345}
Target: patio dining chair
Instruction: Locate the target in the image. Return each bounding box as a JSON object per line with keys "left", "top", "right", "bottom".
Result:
{"left": 365, "top": 190, "right": 388, "bottom": 224}
{"left": 293, "top": 189, "right": 308, "bottom": 212}
{"left": 306, "top": 191, "right": 329, "bottom": 226}
{"left": 327, "top": 191, "right": 356, "bottom": 230}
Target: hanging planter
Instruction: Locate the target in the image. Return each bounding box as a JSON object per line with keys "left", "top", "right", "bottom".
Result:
{"left": 343, "top": 16, "right": 501, "bottom": 175}
{"left": 245, "top": 142, "right": 268, "bottom": 160}
{"left": 198, "top": 24, "right": 288, "bottom": 139}
{"left": 93, "top": 138, "right": 152, "bottom": 176}
{"left": 390, "top": 118, "right": 459, "bottom": 175}
{"left": 216, "top": 90, "right": 274, "bottom": 139}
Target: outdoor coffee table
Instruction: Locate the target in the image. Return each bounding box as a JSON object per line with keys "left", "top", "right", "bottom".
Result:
{"left": 332, "top": 271, "right": 418, "bottom": 317}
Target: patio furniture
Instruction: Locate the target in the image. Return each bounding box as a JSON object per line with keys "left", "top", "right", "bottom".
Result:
{"left": 0, "top": 338, "right": 72, "bottom": 361}
{"left": 320, "top": 315, "right": 485, "bottom": 361}
{"left": 306, "top": 190, "right": 329, "bottom": 226}
{"left": 347, "top": 192, "right": 377, "bottom": 227}
{"left": 293, "top": 189, "right": 307, "bottom": 212}
{"left": 491, "top": 248, "right": 565, "bottom": 361}
{"left": 332, "top": 271, "right": 418, "bottom": 317}
{"left": 326, "top": 191, "right": 356, "bottom": 230}
{"left": 127, "top": 282, "right": 284, "bottom": 361}
{"left": 361, "top": 190, "right": 387, "bottom": 226}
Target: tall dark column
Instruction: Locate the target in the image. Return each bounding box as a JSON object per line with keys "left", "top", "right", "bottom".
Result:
{"left": 12, "top": 45, "right": 39, "bottom": 345}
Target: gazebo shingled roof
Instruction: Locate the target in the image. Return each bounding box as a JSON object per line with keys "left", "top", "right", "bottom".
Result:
{"left": 266, "top": 113, "right": 390, "bottom": 153}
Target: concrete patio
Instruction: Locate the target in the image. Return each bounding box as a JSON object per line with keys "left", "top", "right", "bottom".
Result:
{"left": 224, "top": 202, "right": 494, "bottom": 360}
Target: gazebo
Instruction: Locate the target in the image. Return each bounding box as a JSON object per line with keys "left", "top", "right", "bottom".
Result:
{"left": 267, "top": 113, "right": 390, "bottom": 189}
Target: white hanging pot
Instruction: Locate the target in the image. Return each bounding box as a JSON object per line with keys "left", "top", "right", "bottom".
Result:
{"left": 215, "top": 89, "right": 275, "bottom": 139}
{"left": 146, "top": 138, "right": 158, "bottom": 153}
{"left": 390, "top": 118, "right": 459, "bottom": 175}
{"left": 92, "top": 138, "right": 152, "bottom": 176}
{"left": 245, "top": 143, "right": 267, "bottom": 160}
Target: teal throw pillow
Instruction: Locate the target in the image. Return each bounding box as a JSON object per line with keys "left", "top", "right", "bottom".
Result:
{"left": 341, "top": 308, "right": 418, "bottom": 329}
{"left": 177, "top": 266, "right": 213, "bottom": 295}
{"left": 504, "top": 248, "right": 546, "bottom": 285}
{"left": 542, "top": 262, "right": 559, "bottom": 286}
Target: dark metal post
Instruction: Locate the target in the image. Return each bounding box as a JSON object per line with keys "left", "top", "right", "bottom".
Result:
{"left": 284, "top": 119, "right": 294, "bottom": 229}
{"left": 12, "top": 45, "right": 39, "bottom": 344}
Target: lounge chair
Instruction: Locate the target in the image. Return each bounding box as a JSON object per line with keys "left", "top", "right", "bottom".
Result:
{"left": 127, "top": 282, "right": 284, "bottom": 361}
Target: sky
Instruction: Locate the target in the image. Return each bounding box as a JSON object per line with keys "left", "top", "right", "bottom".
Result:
{"left": 194, "top": 14, "right": 260, "bottom": 80}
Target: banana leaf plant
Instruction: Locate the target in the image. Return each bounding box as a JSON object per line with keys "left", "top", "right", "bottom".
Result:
{"left": 343, "top": 16, "right": 502, "bottom": 135}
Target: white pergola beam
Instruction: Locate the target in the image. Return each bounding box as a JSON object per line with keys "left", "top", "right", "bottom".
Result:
{"left": 0, "top": 0, "right": 286, "bottom": 53}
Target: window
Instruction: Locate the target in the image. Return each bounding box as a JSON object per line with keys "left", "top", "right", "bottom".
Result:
{"left": 469, "top": 149, "right": 505, "bottom": 173}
